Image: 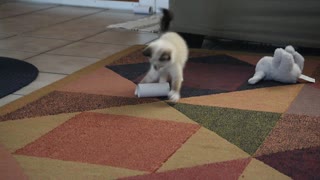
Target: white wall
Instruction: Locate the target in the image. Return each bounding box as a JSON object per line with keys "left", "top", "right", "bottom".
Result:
{"left": 19, "top": 0, "right": 138, "bottom": 10}
{"left": 18, "top": 0, "right": 169, "bottom": 12}
{"left": 139, "top": 0, "right": 169, "bottom": 12}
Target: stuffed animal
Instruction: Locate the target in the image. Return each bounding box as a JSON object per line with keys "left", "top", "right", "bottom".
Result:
{"left": 248, "top": 45, "right": 304, "bottom": 84}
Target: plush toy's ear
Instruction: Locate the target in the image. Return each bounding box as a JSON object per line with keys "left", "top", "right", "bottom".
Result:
{"left": 285, "top": 45, "right": 295, "bottom": 54}
{"left": 272, "top": 48, "right": 284, "bottom": 68}
{"left": 285, "top": 45, "right": 304, "bottom": 71}
{"left": 279, "top": 51, "right": 295, "bottom": 71}
{"left": 293, "top": 51, "right": 305, "bottom": 71}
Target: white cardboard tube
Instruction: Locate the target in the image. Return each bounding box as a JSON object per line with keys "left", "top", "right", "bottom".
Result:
{"left": 136, "top": 83, "right": 170, "bottom": 98}
{"left": 133, "top": 5, "right": 153, "bottom": 15}
{"left": 299, "top": 74, "right": 315, "bottom": 83}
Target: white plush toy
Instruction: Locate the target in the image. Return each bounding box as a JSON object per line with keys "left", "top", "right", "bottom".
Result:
{"left": 248, "top": 45, "right": 305, "bottom": 84}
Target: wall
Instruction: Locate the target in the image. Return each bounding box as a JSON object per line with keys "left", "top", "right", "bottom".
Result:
{"left": 139, "top": 0, "right": 169, "bottom": 12}
{"left": 18, "top": 0, "right": 169, "bottom": 12}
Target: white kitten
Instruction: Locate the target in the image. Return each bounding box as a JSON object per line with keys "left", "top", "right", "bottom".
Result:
{"left": 138, "top": 9, "right": 189, "bottom": 102}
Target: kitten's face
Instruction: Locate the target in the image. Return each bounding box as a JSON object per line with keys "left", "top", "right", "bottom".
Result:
{"left": 142, "top": 45, "right": 172, "bottom": 71}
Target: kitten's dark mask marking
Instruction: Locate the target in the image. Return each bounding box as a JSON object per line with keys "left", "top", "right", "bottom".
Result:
{"left": 160, "top": 52, "right": 171, "bottom": 61}
{"left": 142, "top": 47, "right": 152, "bottom": 57}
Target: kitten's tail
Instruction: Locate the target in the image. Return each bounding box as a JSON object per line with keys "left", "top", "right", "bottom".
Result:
{"left": 160, "top": 8, "right": 173, "bottom": 33}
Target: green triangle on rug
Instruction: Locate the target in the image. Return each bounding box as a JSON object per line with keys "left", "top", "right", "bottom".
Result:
{"left": 170, "top": 103, "right": 281, "bottom": 155}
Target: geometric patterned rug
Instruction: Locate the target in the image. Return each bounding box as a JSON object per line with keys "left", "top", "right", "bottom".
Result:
{"left": 0, "top": 45, "right": 319, "bottom": 179}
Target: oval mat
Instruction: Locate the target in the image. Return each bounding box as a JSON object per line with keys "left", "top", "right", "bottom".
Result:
{"left": 0, "top": 57, "right": 39, "bottom": 98}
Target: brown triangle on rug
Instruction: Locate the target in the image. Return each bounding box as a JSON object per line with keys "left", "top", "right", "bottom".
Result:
{"left": 0, "top": 91, "right": 157, "bottom": 121}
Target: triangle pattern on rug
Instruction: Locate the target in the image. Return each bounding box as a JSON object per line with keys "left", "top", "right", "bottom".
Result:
{"left": 158, "top": 127, "right": 249, "bottom": 172}
{"left": 170, "top": 103, "right": 281, "bottom": 155}
{"left": 309, "top": 63, "right": 320, "bottom": 89}
{"left": 0, "top": 112, "right": 78, "bottom": 152}
{"left": 91, "top": 101, "right": 197, "bottom": 124}
{"left": 119, "top": 158, "right": 251, "bottom": 180}
{"left": 256, "top": 146, "right": 320, "bottom": 180}
{"left": 14, "top": 155, "right": 146, "bottom": 180}
{"left": 286, "top": 85, "right": 320, "bottom": 117}
{"left": 254, "top": 114, "right": 320, "bottom": 157}
{"left": 14, "top": 112, "right": 200, "bottom": 172}
{"left": 240, "top": 158, "right": 291, "bottom": 180}
{"left": 107, "top": 54, "right": 292, "bottom": 99}
{"left": 0, "top": 91, "right": 157, "bottom": 121}
{"left": 59, "top": 67, "right": 137, "bottom": 97}
{"left": 107, "top": 62, "right": 149, "bottom": 84}
{"left": 0, "top": 145, "right": 28, "bottom": 180}
{"left": 179, "top": 84, "right": 304, "bottom": 113}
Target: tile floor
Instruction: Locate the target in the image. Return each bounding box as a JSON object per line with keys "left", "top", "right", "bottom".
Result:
{"left": 0, "top": 1, "right": 159, "bottom": 106}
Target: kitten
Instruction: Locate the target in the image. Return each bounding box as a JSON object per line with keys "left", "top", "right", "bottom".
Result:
{"left": 137, "top": 8, "right": 189, "bottom": 102}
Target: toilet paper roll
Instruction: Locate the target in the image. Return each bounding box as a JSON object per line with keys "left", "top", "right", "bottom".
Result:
{"left": 133, "top": 5, "right": 153, "bottom": 15}
{"left": 136, "top": 83, "right": 170, "bottom": 98}
{"left": 299, "top": 74, "right": 315, "bottom": 83}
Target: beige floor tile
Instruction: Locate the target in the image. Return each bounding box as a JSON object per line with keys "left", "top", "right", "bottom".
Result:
{"left": 25, "top": 54, "right": 100, "bottom": 74}
{"left": 65, "top": 10, "right": 146, "bottom": 29}
{"left": 34, "top": 5, "right": 103, "bottom": 18}
{"left": 0, "top": 49, "right": 37, "bottom": 59}
{"left": 84, "top": 30, "right": 158, "bottom": 45}
{"left": 48, "top": 41, "right": 128, "bottom": 58}
{"left": 0, "top": 21, "right": 33, "bottom": 35}
{"left": 0, "top": 36, "right": 70, "bottom": 53}
{"left": 0, "top": 14, "right": 64, "bottom": 34}
{"left": 24, "top": 10, "right": 145, "bottom": 41}
{"left": 0, "top": 5, "right": 101, "bottom": 34}
{"left": 105, "top": 9, "right": 147, "bottom": 21}
{"left": 0, "top": 95, "right": 23, "bottom": 107}
{"left": 13, "top": 72, "right": 66, "bottom": 95}
{"left": 24, "top": 23, "right": 104, "bottom": 41}
{"left": 0, "top": 2, "right": 56, "bottom": 19}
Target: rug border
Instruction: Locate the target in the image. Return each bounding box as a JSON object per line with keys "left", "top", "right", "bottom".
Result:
{"left": 0, "top": 45, "right": 143, "bottom": 116}
{"left": 0, "top": 45, "right": 318, "bottom": 116}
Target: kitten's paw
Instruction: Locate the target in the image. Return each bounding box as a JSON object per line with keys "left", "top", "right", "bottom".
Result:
{"left": 248, "top": 77, "right": 257, "bottom": 84}
{"left": 168, "top": 91, "right": 180, "bottom": 103}
{"left": 134, "top": 87, "right": 138, "bottom": 96}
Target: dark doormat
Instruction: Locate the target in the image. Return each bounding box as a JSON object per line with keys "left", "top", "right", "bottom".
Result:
{"left": 0, "top": 57, "right": 39, "bottom": 98}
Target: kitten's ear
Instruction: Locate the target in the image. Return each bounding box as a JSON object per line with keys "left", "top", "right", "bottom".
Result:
{"left": 142, "top": 47, "right": 152, "bottom": 57}
{"left": 160, "top": 51, "right": 171, "bottom": 61}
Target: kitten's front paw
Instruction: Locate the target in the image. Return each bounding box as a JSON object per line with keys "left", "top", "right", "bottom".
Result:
{"left": 248, "top": 77, "right": 257, "bottom": 84}
{"left": 134, "top": 87, "right": 138, "bottom": 96}
{"left": 168, "top": 91, "right": 180, "bottom": 103}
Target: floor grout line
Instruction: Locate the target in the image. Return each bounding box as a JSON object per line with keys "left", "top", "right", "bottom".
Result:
{"left": 67, "top": 40, "right": 139, "bottom": 46}
{"left": 21, "top": 30, "right": 109, "bottom": 61}
{"left": 0, "top": 34, "right": 16, "bottom": 40}
{"left": 0, "top": 3, "right": 60, "bottom": 20}
{"left": 18, "top": 8, "right": 108, "bottom": 36}
{"left": 29, "top": 53, "right": 102, "bottom": 60}
{"left": 19, "top": 11, "right": 143, "bottom": 61}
